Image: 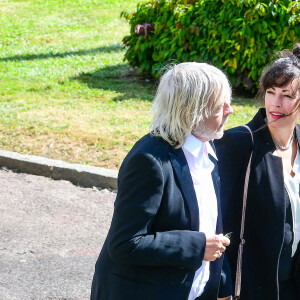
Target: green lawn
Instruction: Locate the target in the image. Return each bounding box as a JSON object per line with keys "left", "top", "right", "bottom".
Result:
{"left": 0, "top": 0, "right": 261, "bottom": 170}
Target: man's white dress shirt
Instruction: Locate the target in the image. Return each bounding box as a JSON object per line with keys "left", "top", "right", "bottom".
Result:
{"left": 182, "top": 134, "right": 218, "bottom": 300}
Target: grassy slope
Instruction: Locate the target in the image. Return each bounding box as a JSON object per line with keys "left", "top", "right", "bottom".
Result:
{"left": 0, "top": 0, "right": 260, "bottom": 169}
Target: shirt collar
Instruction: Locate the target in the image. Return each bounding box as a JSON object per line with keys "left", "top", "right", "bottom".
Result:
{"left": 183, "top": 134, "right": 218, "bottom": 161}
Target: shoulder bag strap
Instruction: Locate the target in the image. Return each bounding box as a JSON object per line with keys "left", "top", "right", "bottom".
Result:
{"left": 234, "top": 125, "right": 254, "bottom": 299}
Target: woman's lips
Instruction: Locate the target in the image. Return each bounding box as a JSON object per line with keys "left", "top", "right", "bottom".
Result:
{"left": 270, "top": 111, "right": 286, "bottom": 119}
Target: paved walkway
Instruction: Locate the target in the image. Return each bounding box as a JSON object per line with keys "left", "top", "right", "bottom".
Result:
{"left": 0, "top": 169, "right": 116, "bottom": 300}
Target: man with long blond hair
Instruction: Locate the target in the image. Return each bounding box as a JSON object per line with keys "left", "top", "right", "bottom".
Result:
{"left": 91, "top": 62, "right": 233, "bottom": 300}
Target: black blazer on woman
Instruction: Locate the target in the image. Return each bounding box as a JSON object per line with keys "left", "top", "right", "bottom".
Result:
{"left": 90, "top": 134, "right": 230, "bottom": 300}
{"left": 215, "top": 108, "right": 300, "bottom": 300}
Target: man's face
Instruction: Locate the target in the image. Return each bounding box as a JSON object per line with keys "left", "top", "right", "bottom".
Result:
{"left": 193, "top": 100, "right": 233, "bottom": 142}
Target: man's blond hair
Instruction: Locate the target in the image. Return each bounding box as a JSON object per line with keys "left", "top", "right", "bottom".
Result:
{"left": 150, "top": 62, "right": 231, "bottom": 147}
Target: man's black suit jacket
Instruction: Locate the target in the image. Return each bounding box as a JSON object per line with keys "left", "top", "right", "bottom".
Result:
{"left": 90, "top": 134, "right": 231, "bottom": 300}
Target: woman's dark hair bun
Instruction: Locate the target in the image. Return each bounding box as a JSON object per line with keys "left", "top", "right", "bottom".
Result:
{"left": 292, "top": 43, "right": 300, "bottom": 59}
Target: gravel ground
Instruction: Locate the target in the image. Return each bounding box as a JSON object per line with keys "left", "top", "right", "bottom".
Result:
{"left": 0, "top": 168, "right": 116, "bottom": 300}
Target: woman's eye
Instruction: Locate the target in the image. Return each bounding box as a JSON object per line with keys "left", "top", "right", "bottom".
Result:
{"left": 284, "top": 94, "right": 293, "bottom": 99}
{"left": 266, "top": 90, "right": 274, "bottom": 94}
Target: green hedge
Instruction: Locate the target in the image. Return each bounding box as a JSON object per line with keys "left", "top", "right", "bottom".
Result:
{"left": 121, "top": 0, "right": 300, "bottom": 91}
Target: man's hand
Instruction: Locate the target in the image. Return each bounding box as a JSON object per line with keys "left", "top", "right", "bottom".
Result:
{"left": 203, "top": 234, "right": 230, "bottom": 261}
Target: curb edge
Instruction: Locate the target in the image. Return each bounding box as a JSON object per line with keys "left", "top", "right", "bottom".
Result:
{"left": 0, "top": 150, "right": 118, "bottom": 190}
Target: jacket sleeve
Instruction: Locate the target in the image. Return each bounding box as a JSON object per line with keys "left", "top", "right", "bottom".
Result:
{"left": 107, "top": 152, "right": 206, "bottom": 271}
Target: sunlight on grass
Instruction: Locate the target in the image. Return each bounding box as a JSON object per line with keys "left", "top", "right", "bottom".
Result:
{"left": 0, "top": 0, "right": 259, "bottom": 169}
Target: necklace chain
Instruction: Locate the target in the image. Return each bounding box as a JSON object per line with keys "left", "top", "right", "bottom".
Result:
{"left": 272, "top": 131, "right": 295, "bottom": 150}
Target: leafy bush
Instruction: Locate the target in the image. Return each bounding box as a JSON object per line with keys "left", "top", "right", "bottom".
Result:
{"left": 121, "top": 0, "right": 300, "bottom": 91}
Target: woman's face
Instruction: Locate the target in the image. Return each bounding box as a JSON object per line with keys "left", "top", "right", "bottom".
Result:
{"left": 265, "top": 80, "right": 300, "bottom": 130}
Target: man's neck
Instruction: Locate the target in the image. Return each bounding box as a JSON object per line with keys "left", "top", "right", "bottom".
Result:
{"left": 192, "top": 133, "right": 209, "bottom": 143}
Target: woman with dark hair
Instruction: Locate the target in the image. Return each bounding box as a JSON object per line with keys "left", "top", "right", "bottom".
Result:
{"left": 215, "top": 43, "right": 300, "bottom": 300}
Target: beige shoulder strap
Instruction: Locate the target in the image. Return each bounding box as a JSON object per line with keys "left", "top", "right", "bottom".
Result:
{"left": 234, "top": 125, "right": 253, "bottom": 299}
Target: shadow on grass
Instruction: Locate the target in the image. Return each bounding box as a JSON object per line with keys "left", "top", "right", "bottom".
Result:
{"left": 73, "top": 63, "right": 156, "bottom": 102}
{"left": 0, "top": 44, "right": 123, "bottom": 62}
{"left": 74, "top": 62, "right": 259, "bottom": 106}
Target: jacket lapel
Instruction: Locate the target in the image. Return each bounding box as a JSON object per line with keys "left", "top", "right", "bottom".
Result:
{"left": 208, "top": 152, "right": 222, "bottom": 234}
{"left": 254, "top": 118, "right": 285, "bottom": 237}
{"left": 168, "top": 147, "right": 199, "bottom": 231}
{"left": 296, "top": 124, "right": 300, "bottom": 148}
{"left": 264, "top": 153, "right": 285, "bottom": 231}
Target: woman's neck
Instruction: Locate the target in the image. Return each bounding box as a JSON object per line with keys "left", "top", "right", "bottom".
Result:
{"left": 268, "top": 125, "right": 295, "bottom": 147}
